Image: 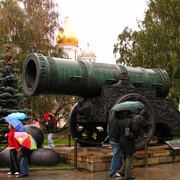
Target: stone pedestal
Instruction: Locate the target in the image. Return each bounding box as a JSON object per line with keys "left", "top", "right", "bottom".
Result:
{"left": 54, "top": 144, "right": 180, "bottom": 172}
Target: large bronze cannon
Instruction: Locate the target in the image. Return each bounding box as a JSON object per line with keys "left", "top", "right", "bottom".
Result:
{"left": 22, "top": 53, "right": 180, "bottom": 150}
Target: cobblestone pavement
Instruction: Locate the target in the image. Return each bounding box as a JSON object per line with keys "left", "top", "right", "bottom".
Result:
{"left": 0, "top": 162, "right": 180, "bottom": 180}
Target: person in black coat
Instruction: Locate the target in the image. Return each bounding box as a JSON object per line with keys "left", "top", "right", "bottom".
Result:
{"left": 117, "top": 110, "right": 136, "bottom": 180}
{"left": 45, "top": 116, "right": 55, "bottom": 148}
{"left": 107, "top": 112, "right": 124, "bottom": 177}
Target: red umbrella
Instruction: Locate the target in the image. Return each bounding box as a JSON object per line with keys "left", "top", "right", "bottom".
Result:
{"left": 14, "top": 132, "right": 37, "bottom": 150}
{"left": 44, "top": 113, "right": 57, "bottom": 125}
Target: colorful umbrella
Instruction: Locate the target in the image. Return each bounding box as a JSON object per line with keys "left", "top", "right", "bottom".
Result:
{"left": 110, "top": 101, "right": 144, "bottom": 112}
{"left": 4, "top": 116, "right": 26, "bottom": 132}
{"left": 8, "top": 112, "right": 27, "bottom": 120}
{"left": 44, "top": 113, "right": 57, "bottom": 125}
{"left": 14, "top": 132, "right": 37, "bottom": 150}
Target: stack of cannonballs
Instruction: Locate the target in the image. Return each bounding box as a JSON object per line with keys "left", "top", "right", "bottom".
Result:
{"left": 0, "top": 125, "right": 59, "bottom": 167}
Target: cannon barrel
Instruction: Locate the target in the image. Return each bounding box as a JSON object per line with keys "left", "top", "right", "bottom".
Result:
{"left": 22, "top": 53, "right": 170, "bottom": 98}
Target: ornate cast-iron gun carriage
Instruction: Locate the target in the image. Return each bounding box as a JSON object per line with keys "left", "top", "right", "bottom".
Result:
{"left": 22, "top": 53, "right": 180, "bottom": 150}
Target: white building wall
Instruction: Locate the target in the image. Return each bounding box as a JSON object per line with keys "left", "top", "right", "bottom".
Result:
{"left": 80, "top": 56, "right": 96, "bottom": 62}
{"left": 59, "top": 44, "right": 78, "bottom": 60}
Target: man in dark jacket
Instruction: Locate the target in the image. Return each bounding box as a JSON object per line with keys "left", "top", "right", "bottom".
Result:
{"left": 17, "top": 146, "right": 31, "bottom": 178}
{"left": 107, "top": 112, "right": 124, "bottom": 177}
{"left": 117, "top": 111, "right": 136, "bottom": 180}
{"left": 45, "top": 116, "right": 55, "bottom": 148}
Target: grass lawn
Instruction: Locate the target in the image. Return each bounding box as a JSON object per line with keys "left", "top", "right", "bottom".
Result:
{"left": 0, "top": 163, "right": 73, "bottom": 169}
{"left": 29, "top": 163, "right": 73, "bottom": 168}
{"left": 0, "top": 138, "right": 74, "bottom": 148}
{"left": 173, "top": 137, "right": 180, "bottom": 140}
{"left": 43, "top": 138, "right": 74, "bottom": 145}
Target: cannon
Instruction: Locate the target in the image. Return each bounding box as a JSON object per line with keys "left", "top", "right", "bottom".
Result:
{"left": 22, "top": 53, "right": 180, "bottom": 150}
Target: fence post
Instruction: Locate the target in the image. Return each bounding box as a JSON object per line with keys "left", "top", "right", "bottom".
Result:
{"left": 144, "top": 134, "right": 148, "bottom": 167}
{"left": 74, "top": 138, "right": 77, "bottom": 169}
{"left": 68, "top": 133, "right": 71, "bottom": 147}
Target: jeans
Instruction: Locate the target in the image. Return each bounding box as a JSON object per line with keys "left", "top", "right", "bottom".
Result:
{"left": 47, "top": 133, "right": 55, "bottom": 148}
{"left": 9, "top": 149, "right": 20, "bottom": 174}
{"left": 109, "top": 141, "right": 124, "bottom": 176}
{"left": 120, "top": 153, "right": 133, "bottom": 179}
{"left": 20, "top": 157, "right": 29, "bottom": 176}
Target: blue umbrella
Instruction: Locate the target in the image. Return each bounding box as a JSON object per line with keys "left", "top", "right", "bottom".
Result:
{"left": 110, "top": 101, "right": 144, "bottom": 112}
{"left": 4, "top": 116, "right": 26, "bottom": 132}
{"left": 8, "top": 112, "right": 27, "bottom": 120}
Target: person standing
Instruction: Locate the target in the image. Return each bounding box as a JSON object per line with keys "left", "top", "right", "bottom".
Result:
{"left": 45, "top": 115, "right": 55, "bottom": 148}
{"left": 6, "top": 124, "right": 20, "bottom": 175}
{"left": 107, "top": 111, "right": 124, "bottom": 177}
{"left": 32, "top": 117, "right": 40, "bottom": 128}
{"left": 17, "top": 146, "right": 31, "bottom": 178}
{"left": 117, "top": 111, "right": 136, "bottom": 180}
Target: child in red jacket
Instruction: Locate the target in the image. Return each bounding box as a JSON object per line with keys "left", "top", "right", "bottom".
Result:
{"left": 6, "top": 123, "right": 20, "bottom": 175}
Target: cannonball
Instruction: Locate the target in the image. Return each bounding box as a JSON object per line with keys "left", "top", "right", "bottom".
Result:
{"left": 0, "top": 147, "right": 22, "bottom": 167}
{"left": 0, "top": 147, "right": 9, "bottom": 167}
{"left": 30, "top": 147, "right": 59, "bottom": 166}
{"left": 24, "top": 124, "right": 44, "bottom": 147}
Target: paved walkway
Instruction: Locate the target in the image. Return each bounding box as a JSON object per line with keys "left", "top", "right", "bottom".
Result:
{"left": 0, "top": 162, "right": 180, "bottom": 180}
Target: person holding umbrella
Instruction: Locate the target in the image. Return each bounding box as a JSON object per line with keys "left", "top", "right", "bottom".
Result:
{"left": 5, "top": 123, "right": 20, "bottom": 175}
{"left": 14, "top": 132, "right": 37, "bottom": 178}
{"left": 116, "top": 110, "right": 136, "bottom": 180}
{"left": 4, "top": 116, "right": 26, "bottom": 176}
{"left": 110, "top": 101, "right": 144, "bottom": 180}
{"left": 45, "top": 115, "right": 55, "bottom": 148}
{"left": 107, "top": 111, "right": 124, "bottom": 177}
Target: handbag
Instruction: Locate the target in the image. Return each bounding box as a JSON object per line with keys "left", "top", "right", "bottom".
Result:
{"left": 125, "top": 119, "right": 134, "bottom": 139}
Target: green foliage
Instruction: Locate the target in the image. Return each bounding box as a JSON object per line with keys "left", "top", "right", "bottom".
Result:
{"left": 0, "top": 44, "right": 27, "bottom": 135}
{"left": 113, "top": 0, "right": 180, "bottom": 104}
{"left": 24, "top": 95, "right": 77, "bottom": 126}
{"left": 0, "top": 0, "right": 64, "bottom": 69}
{"left": 0, "top": 0, "right": 75, "bottom": 123}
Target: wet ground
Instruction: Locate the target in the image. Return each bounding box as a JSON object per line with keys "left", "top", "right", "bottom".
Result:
{"left": 0, "top": 162, "right": 180, "bottom": 180}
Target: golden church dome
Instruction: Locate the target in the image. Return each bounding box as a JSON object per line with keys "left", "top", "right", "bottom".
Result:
{"left": 56, "top": 17, "right": 78, "bottom": 46}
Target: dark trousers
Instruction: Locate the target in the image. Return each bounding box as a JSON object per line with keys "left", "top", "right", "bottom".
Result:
{"left": 119, "top": 153, "right": 133, "bottom": 179}
{"left": 9, "top": 149, "right": 20, "bottom": 174}
{"left": 20, "top": 157, "right": 29, "bottom": 176}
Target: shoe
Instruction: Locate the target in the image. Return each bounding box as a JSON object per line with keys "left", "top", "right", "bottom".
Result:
{"left": 7, "top": 172, "right": 13, "bottom": 175}
{"left": 119, "top": 173, "right": 124, "bottom": 177}
{"left": 15, "top": 172, "right": 20, "bottom": 175}
{"left": 110, "top": 173, "right": 121, "bottom": 177}
{"left": 16, "top": 175, "right": 27, "bottom": 178}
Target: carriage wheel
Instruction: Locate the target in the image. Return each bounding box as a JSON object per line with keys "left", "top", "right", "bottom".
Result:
{"left": 68, "top": 103, "right": 107, "bottom": 146}
{"left": 109, "top": 93, "right": 155, "bottom": 150}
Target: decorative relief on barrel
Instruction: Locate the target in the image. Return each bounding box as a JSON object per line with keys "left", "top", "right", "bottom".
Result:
{"left": 118, "top": 65, "right": 127, "bottom": 74}
{"left": 79, "top": 61, "right": 88, "bottom": 88}
{"left": 93, "top": 62, "right": 118, "bottom": 69}
{"left": 47, "top": 57, "right": 58, "bottom": 88}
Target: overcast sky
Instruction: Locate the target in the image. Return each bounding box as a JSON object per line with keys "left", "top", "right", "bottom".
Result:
{"left": 55, "top": 0, "right": 148, "bottom": 64}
